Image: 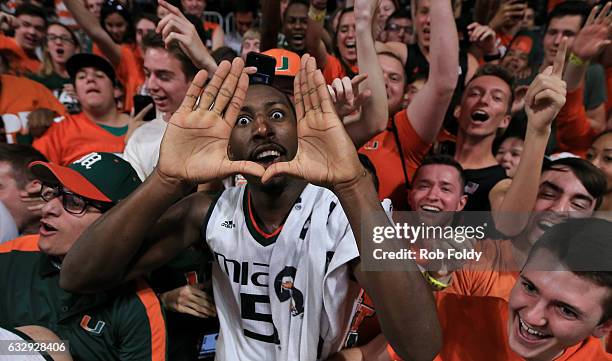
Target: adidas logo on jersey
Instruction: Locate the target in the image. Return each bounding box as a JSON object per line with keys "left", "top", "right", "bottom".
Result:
{"left": 221, "top": 220, "right": 235, "bottom": 229}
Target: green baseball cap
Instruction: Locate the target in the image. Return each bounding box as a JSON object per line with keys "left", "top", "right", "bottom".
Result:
{"left": 29, "top": 152, "right": 141, "bottom": 204}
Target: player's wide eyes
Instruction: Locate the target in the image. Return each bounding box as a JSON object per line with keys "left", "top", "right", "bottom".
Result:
{"left": 270, "top": 111, "right": 284, "bottom": 120}
{"left": 237, "top": 116, "right": 252, "bottom": 126}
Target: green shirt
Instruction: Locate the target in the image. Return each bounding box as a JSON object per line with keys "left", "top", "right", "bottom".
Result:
{"left": 99, "top": 124, "right": 129, "bottom": 136}
{"left": 28, "top": 72, "right": 70, "bottom": 94}
{"left": 0, "top": 235, "right": 168, "bottom": 361}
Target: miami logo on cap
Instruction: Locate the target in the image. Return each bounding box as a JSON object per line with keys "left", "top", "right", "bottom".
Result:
{"left": 276, "top": 57, "right": 289, "bottom": 72}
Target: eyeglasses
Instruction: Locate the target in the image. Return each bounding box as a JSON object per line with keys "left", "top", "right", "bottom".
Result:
{"left": 47, "top": 34, "right": 75, "bottom": 44}
{"left": 40, "top": 183, "right": 108, "bottom": 215}
{"left": 386, "top": 23, "right": 413, "bottom": 35}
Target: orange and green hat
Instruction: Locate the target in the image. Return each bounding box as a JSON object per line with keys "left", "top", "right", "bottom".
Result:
{"left": 29, "top": 152, "right": 141, "bottom": 204}
{"left": 262, "top": 49, "right": 300, "bottom": 77}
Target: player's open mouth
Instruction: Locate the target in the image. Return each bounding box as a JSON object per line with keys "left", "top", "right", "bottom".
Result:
{"left": 250, "top": 144, "right": 286, "bottom": 168}
{"left": 517, "top": 316, "right": 552, "bottom": 343}
{"left": 471, "top": 110, "right": 490, "bottom": 122}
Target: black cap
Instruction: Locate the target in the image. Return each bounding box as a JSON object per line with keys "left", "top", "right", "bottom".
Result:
{"left": 66, "top": 53, "right": 116, "bottom": 85}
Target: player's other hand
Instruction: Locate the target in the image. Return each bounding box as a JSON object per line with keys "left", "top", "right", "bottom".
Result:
{"left": 160, "top": 283, "right": 217, "bottom": 318}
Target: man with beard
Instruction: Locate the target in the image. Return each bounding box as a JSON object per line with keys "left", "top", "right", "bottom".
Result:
{"left": 60, "top": 55, "right": 442, "bottom": 361}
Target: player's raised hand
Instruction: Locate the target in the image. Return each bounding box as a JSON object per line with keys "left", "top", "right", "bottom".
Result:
{"left": 262, "top": 54, "right": 364, "bottom": 189}
{"left": 524, "top": 37, "right": 567, "bottom": 134}
{"left": 158, "top": 58, "right": 265, "bottom": 185}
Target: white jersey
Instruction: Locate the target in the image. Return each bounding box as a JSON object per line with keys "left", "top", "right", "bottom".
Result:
{"left": 204, "top": 184, "right": 362, "bottom": 361}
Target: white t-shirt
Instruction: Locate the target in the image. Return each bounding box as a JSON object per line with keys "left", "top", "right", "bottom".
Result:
{"left": 123, "top": 114, "right": 167, "bottom": 181}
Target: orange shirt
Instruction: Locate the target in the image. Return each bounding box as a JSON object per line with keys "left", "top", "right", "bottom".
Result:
{"left": 359, "top": 110, "right": 431, "bottom": 210}
{"left": 0, "top": 74, "right": 65, "bottom": 143}
{"left": 33, "top": 112, "right": 125, "bottom": 165}
{"left": 92, "top": 43, "right": 145, "bottom": 111}
{"left": 555, "top": 85, "right": 596, "bottom": 157}
{"left": 446, "top": 239, "right": 520, "bottom": 302}
{"left": 115, "top": 45, "right": 145, "bottom": 111}
{"left": 387, "top": 293, "right": 611, "bottom": 361}
{"left": 323, "top": 54, "right": 359, "bottom": 85}
{"left": 0, "top": 35, "right": 41, "bottom": 74}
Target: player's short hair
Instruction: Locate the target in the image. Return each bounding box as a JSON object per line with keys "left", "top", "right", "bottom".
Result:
{"left": 528, "top": 218, "right": 612, "bottom": 323}
{"left": 412, "top": 154, "right": 466, "bottom": 192}
{"left": 543, "top": 157, "right": 607, "bottom": 210}
{"left": 466, "top": 64, "right": 515, "bottom": 115}
{"left": 0, "top": 144, "right": 47, "bottom": 188}
{"left": 14, "top": 4, "right": 48, "bottom": 28}
{"left": 142, "top": 32, "right": 197, "bottom": 81}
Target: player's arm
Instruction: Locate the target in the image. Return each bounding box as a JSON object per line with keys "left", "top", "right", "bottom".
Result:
{"left": 337, "top": 175, "right": 441, "bottom": 361}
{"left": 62, "top": 61, "right": 265, "bottom": 293}
{"left": 262, "top": 55, "right": 441, "bottom": 361}
{"left": 260, "top": 0, "right": 282, "bottom": 52}
{"left": 491, "top": 39, "right": 568, "bottom": 236}
{"left": 63, "top": 0, "right": 122, "bottom": 66}
{"left": 60, "top": 172, "right": 211, "bottom": 293}
{"left": 344, "top": 0, "right": 387, "bottom": 148}
{"left": 305, "top": 0, "right": 330, "bottom": 70}
{"left": 406, "top": 0, "right": 458, "bottom": 144}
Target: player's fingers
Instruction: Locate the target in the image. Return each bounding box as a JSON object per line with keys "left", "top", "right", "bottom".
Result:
{"left": 226, "top": 160, "right": 265, "bottom": 179}
{"left": 210, "top": 57, "right": 245, "bottom": 115}
{"left": 224, "top": 72, "right": 249, "bottom": 126}
{"left": 199, "top": 60, "right": 231, "bottom": 111}
{"left": 315, "top": 70, "right": 337, "bottom": 116}
{"left": 177, "top": 70, "right": 208, "bottom": 114}
{"left": 300, "top": 54, "right": 313, "bottom": 113}
{"left": 262, "top": 161, "right": 303, "bottom": 184}
{"left": 552, "top": 37, "right": 567, "bottom": 78}
{"left": 294, "top": 72, "right": 305, "bottom": 120}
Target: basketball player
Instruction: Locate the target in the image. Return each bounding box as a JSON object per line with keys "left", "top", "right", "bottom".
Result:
{"left": 60, "top": 55, "right": 441, "bottom": 361}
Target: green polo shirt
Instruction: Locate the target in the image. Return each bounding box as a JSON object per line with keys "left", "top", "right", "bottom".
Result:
{"left": 0, "top": 235, "right": 167, "bottom": 361}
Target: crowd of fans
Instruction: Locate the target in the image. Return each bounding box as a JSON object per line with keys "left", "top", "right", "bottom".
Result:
{"left": 0, "top": 0, "right": 611, "bottom": 359}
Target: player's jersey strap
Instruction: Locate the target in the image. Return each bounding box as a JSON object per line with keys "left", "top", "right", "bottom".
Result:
{"left": 203, "top": 185, "right": 362, "bottom": 360}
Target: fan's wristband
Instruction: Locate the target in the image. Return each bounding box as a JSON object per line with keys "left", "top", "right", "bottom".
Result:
{"left": 423, "top": 271, "right": 450, "bottom": 291}
{"left": 569, "top": 53, "right": 588, "bottom": 66}
{"left": 308, "top": 6, "right": 326, "bottom": 22}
